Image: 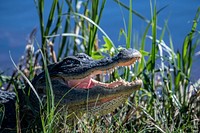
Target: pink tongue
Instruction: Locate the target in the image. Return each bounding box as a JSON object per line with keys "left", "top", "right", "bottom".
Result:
{"left": 67, "top": 77, "right": 95, "bottom": 89}
{"left": 67, "top": 77, "right": 124, "bottom": 89}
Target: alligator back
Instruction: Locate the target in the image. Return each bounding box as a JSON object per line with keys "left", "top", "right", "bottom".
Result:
{"left": 0, "top": 90, "right": 16, "bottom": 131}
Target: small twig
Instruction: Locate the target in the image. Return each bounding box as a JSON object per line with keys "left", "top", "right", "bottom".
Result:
{"left": 46, "top": 39, "right": 57, "bottom": 63}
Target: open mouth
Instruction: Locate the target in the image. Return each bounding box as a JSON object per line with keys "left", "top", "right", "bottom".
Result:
{"left": 34, "top": 48, "right": 142, "bottom": 91}
{"left": 66, "top": 56, "right": 141, "bottom": 89}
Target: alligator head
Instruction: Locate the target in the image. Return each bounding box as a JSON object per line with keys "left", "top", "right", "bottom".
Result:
{"left": 32, "top": 48, "right": 142, "bottom": 118}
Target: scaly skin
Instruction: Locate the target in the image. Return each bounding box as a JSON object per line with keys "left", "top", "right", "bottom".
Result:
{"left": 30, "top": 48, "right": 142, "bottom": 119}
{"left": 0, "top": 48, "right": 142, "bottom": 130}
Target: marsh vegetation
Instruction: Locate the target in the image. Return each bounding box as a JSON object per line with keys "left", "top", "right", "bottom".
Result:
{"left": 0, "top": 0, "right": 199, "bottom": 132}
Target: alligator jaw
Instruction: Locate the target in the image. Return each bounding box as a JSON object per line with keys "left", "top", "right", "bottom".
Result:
{"left": 87, "top": 79, "right": 142, "bottom": 115}
{"left": 55, "top": 79, "right": 142, "bottom": 116}
{"left": 33, "top": 48, "right": 141, "bottom": 91}
{"left": 66, "top": 71, "right": 141, "bottom": 89}
{"left": 44, "top": 48, "right": 141, "bottom": 81}
{"left": 65, "top": 48, "right": 142, "bottom": 89}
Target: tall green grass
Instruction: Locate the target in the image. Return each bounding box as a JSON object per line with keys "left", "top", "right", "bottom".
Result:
{"left": 0, "top": 0, "right": 199, "bottom": 132}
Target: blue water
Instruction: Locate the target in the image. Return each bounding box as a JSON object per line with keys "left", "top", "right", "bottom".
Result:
{"left": 0, "top": 0, "right": 199, "bottom": 80}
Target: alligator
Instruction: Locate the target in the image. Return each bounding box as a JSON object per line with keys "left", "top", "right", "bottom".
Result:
{"left": 0, "top": 48, "right": 142, "bottom": 131}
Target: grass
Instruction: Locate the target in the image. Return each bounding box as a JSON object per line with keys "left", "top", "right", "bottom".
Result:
{"left": 0, "top": 0, "right": 200, "bottom": 132}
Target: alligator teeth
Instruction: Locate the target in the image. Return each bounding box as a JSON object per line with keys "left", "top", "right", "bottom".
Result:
{"left": 129, "top": 71, "right": 135, "bottom": 76}
{"left": 106, "top": 69, "right": 114, "bottom": 75}
{"left": 94, "top": 56, "right": 141, "bottom": 88}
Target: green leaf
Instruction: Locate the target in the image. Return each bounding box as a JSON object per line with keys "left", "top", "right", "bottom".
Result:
{"left": 102, "top": 36, "right": 114, "bottom": 51}
{"left": 92, "top": 51, "right": 104, "bottom": 60}
{"left": 140, "top": 50, "right": 149, "bottom": 56}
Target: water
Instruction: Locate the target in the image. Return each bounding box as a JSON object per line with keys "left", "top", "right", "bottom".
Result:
{"left": 0, "top": 0, "right": 199, "bottom": 80}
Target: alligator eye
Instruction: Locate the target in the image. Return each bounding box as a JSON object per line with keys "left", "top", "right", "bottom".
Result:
{"left": 62, "top": 58, "right": 81, "bottom": 66}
